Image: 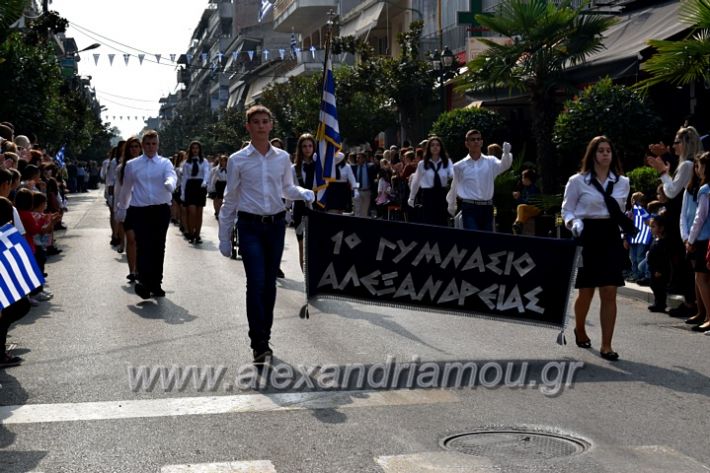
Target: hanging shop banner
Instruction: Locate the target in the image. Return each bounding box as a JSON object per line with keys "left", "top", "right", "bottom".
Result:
{"left": 305, "top": 211, "right": 579, "bottom": 331}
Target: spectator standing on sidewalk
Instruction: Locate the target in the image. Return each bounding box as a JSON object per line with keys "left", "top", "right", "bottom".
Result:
{"left": 627, "top": 192, "right": 652, "bottom": 281}
{"left": 646, "top": 215, "right": 671, "bottom": 313}
{"left": 218, "top": 105, "right": 314, "bottom": 363}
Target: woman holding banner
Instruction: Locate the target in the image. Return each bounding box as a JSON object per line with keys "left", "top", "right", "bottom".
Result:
{"left": 291, "top": 133, "right": 318, "bottom": 271}
{"left": 408, "top": 136, "right": 453, "bottom": 226}
{"left": 562, "top": 136, "right": 630, "bottom": 361}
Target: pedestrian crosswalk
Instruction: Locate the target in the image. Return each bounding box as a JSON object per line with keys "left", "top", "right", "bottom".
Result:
{"left": 160, "top": 460, "right": 276, "bottom": 473}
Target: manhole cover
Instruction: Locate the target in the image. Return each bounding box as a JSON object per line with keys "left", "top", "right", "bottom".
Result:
{"left": 441, "top": 429, "right": 589, "bottom": 462}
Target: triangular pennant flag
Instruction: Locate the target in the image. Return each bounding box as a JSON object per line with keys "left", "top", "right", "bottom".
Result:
{"left": 108, "top": 53, "right": 115, "bottom": 66}
{"left": 247, "top": 50, "right": 254, "bottom": 61}
{"left": 217, "top": 52, "right": 224, "bottom": 62}
{"left": 123, "top": 53, "right": 130, "bottom": 65}
{"left": 186, "top": 54, "right": 193, "bottom": 64}
{"left": 232, "top": 51, "right": 239, "bottom": 61}
{"left": 93, "top": 53, "right": 100, "bottom": 65}
{"left": 201, "top": 53, "right": 208, "bottom": 64}
{"left": 135, "top": 116, "right": 138, "bottom": 120}
{"left": 155, "top": 54, "right": 162, "bottom": 63}
{"left": 138, "top": 54, "right": 145, "bottom": 65}
{"left": 263, "top": 49, "right": 269, "bottom": 60}
{"left": 278, "top": 49, "right": 285, "bottom": 60}
{"left": 310, "top": 45, "right": 316, "bottom": 59}
{"left": 170, "top": 53, "right": 176, "bottom": 62}
{"left": 294, "top": 47, "right": 301, "bottom": 58}
{"left": 119, "top": 116, "right": 123, "bottom": 120}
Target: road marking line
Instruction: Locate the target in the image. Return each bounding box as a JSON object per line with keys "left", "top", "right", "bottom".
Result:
{"left": 0, "top": 389, "right": 457, "bottom": 425}
{"left": 160, "top": 460, "right": 276, "bottom": 473}
{"left": 376, "top": 452, "right": 494, "bottom": 472}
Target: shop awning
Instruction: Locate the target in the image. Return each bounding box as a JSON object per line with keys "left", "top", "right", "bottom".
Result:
{"left": 339, "top": 3, "right": 384, "bottom": 38}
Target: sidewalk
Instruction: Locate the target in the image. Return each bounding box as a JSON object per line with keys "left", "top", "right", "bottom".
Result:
{"left": 618, "top": 280, "right": 684, "bottom": 306}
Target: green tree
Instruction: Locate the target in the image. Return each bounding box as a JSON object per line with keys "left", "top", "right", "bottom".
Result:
{"left": 429, "top": 107, "right": 507, "bottom": 161}
{"left": 455, "top": 0, "right": 616, "bottom": 191}
{"left": 209, "top": 106, "right": 248, "bottom": 153}
{"left": 553, "top": 78, "right": 661, "bottom": 175}
{"left": 0, "top": 0, "right": 28, "bottom": 43}
{"left": 636, "top": 0, "right": 710, "bottom": 89}
{"left": 260, "top": 74, "right": 320, "bottom": 139}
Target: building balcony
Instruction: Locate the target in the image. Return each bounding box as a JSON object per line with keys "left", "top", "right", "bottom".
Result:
{"left": 272, "top": 0, "right": 338, "bottom": 33}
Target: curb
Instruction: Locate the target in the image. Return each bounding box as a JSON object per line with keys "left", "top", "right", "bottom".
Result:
{"left": 618, "top": 282, "right": 684, "bottom": 306}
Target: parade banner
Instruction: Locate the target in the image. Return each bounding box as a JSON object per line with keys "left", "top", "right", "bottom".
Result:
{"left": 305, "top": 211, "right": 579, "bottom": 333}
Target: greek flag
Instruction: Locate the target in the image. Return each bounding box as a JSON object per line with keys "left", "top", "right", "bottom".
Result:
{"left": 54, "top": 145, "right": 66, "bottom": 168}
{"left": 258, "top": 0, "right": 273, "bottom": 23}
{"left": 630, "top": 205, "right": 652, "bottom": 245}
{"left": 0, "top": 223, "right": 44, "bottom": 309}
{"left": 314, "top": 39, "right": 341, "bottom": 206}
{"left": 290, "top": 31, "right": 298, "bottom": 59}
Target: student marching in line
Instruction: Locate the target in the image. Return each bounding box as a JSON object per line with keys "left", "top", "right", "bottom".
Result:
{"left": 218, "top": 106, "right": 315, "bottom": 363}
{"left": 116, "top": 130, "right": 177, "bottom": 299}
{"left": 408, "top": 136, "right": 453, "bottom": 226}
{"left": 562, "top": 136, "right": 630, "bottom": 361}
{"left": 209, "top": 154, "right": 228, "bottom": 220}
{"left": 291, "top": 133, "right": 318, "bottom": 271}
{"left": 114, "top": 137, "right": 142, "bottom": 282}
{"left": 181, "top": 141, "right": 211, "bottom": 244}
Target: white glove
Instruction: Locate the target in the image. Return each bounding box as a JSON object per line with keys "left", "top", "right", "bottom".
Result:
{"left": 448, "top": 204, "right": 456, "bottom": 216}
{"left": 407, "top": 198, "right": 415, "bottom": 208}
{"left": 201, "top": 181, "right": 207, "bottom": 188}
{"left": 353, "top": 189, "right": 360, "bottom": 200}
{"left": 285, "top": 209, "right": 293, "bottom": 225}
{"left": 115, "top": 208, "right": 126, "bottom": 223}
{"left": 303, "top": 190, "right": 315, "bottom": 204}
{"left": 570, "top": 219, "right": 584, "bottom": 238}
{"left": 219, "top": 240, "right": 232, "bottom": 257}
{"left": 503, "top": 142, "right": 512, "bottom": 155}
{"left": 164, "top": 180, "right": 173, "bottom": 192}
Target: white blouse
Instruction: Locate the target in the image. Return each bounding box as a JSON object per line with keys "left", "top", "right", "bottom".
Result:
{"left": 562, "top": 172, "right": 630, "bottom": 226}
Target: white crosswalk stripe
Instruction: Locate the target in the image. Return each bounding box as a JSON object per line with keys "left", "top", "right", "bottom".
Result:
{"left": 160, "top": 460, "right": 276, "bottom": 473}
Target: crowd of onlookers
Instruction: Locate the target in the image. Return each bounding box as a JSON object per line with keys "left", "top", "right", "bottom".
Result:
{"left": 0, "top": 121, "right": 70, "bottom": 368}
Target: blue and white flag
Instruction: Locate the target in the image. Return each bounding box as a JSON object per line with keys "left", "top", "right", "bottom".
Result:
{"left": 290, "top": 31, "right": 298, "bottom": 59}
{"left": 54, "top": 145, "right": 65, "bottom": 168}
{"left": 0, "top": 223, "right": 44, "bottom": 309}
{"left": 258, "top": 0, "right": 274, "bottom": 22}
{"left": 314, "top": 38, "right": 341, "bottom": 206}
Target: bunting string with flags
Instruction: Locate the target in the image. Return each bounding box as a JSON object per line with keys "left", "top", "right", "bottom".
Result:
{"left": 314, "top": 32, "right": 341, "bottom": 207}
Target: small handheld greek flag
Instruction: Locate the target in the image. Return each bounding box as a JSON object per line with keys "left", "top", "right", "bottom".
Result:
{"left": 0, "top": 223, "right": 44, "bottom": 309}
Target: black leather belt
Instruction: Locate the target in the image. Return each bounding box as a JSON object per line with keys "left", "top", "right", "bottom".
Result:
{"left": 462, "top": 199, "right": 493, "bottom": 205}
{"left": 238, "top": 211, "right": 286, "bottom": 224}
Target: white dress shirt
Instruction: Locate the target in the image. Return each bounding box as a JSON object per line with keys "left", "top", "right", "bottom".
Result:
{"left": 446, "top": 153, "right": 512, "bottom": 206}
{"left": 105, "top": 158, "right": 118, "bottom": 187}
{"left": 180, "top": 158, "right": 211, "bottom": 198}
{"left": 218, "top": 143, "right": 312, "bottom": 244}
{"left": 335, "top": 163, "right": 357, "bottom": 189}
{"left": 208, "top": 165, "right": 227, "bottom": 193}
{"left": 116, "top": 154, "right": 177, "bottom": 209}
{"left": 561, "top": 172, "right": 630, "bottom": 226}
{"left": 661, "top": 160, "right": 693, "bottom": 199}
{"left": 410, "top": 158, "right": 453, "bottom": 199}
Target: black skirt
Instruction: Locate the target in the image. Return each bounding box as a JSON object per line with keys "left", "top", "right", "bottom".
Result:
{"left": 688, "top": 239, "right": 710, "bottom": 273}
{"left": 214, "top": 180, "right": 227, "bottom": 199}
{"left": 419, "top": 187, "right": 449, "bottom": 226}
{"left": 184, "top": 179, "right": 207, "bottom": 207}
{"left": 123, "top": 206, "right": 136, "bottom": 232}
{"left": 575, "top": 218, "right": 625, "bottom": 288}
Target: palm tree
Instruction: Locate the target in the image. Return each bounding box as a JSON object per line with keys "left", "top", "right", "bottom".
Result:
{"left": 455, "top": 0, "right": 616, "bottom": 191}
{"left": 636, "top": 0, "right": 710, "bottom": 89}
{"left": 0, "top": 0, "right": 29, "bottom": 42}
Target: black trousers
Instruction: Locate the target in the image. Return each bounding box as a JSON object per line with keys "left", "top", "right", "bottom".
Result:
{"left": 131, "top": 204, "right": 171, "bottom": 290}
{"left": 1, "top": 298, "right": 31, "bottom": 350}
{"left": 650, "top": 274, "right": 669, "bottom": 308}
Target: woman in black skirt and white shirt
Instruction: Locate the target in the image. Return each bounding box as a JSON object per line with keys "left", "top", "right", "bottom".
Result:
{"left": 291, "top": 133, "right": 318, "bottom": 270}
{"left": 562, "top": 136, "right": 630, "bottom": 361}
{"left": 408, "top": 136, "right": 453, "bottom": 226}
{"left": 209, "top": 154, "right": 228, "bottom": 219}
{"left": 181, "top": 141, "right": 211, "bottom": 243}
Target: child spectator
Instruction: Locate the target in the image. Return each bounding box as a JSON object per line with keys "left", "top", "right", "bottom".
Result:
{"left": 646, "top": 215, "right": 671, "bottom": 312}
{"left": 512, "top": 168, "right": 541, "bottom": 235}
{"left": 0, "top": 196, "right": 32, "bottom": 367}
{"left": 375, "top": 165, "right": 393, "bottom": 219}
{"left": 627, "top": 192, "right": 652, "bottom": 281}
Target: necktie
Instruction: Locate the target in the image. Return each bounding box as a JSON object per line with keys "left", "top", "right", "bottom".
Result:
{"left": 191, "top": 158, "right": 199, "bottom": 177}
{"left": 433, "top": 162, "right": 442, "bottom": 189}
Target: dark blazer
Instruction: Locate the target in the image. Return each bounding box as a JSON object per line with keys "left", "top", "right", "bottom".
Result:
{"left": 351, "top": 163, "right": 376, "bottom": 190}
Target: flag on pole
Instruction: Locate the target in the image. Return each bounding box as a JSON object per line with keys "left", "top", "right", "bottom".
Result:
{"left": 0, "top": 223, "right": 45, "bottom": 309}
{"left": 314, "top": 35, "right": 341, "bottom": 206}
{"left": 290, "top": 31, "right": 298, "bottom": 59}
{"left": 258, "top": 0, "right": 274, "bottom": 22}
{"left": 54, "top": 144, "right": 65, "bottom": 168}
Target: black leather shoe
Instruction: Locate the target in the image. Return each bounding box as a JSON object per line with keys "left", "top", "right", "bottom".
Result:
{"left": 276, "top": 268, "right": 285, "bottom": 278}
{"left": 134, "top": 283, "right": 151, "bottom": 300}
{"left": 151, "top": 287, "right": 166, "bottom": 297}
{"left": 647, "top": 305, "right": 666, "bottom": 313}
{"left": 574, "top": 328, "right": 591, "bottom": 348}
{"left": 600, "top": 351, "right": 619, "bottom": 361}
{"left": 253, "top": 348, "right": 273, "bottom": 364}
{"left": 691, "top": 323, "right": 710, "bottom": 332}
{"left": 668, "top": 305, "right": 696, "bottom": 318}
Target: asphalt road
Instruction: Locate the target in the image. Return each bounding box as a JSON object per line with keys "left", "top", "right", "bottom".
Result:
{"left": 0, "top": 188, "right": 708, "bottom": 473}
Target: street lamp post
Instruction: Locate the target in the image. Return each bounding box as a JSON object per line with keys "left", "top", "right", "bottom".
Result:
{"left": 429, "top": 45, "right": 455, "bottom": 114}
